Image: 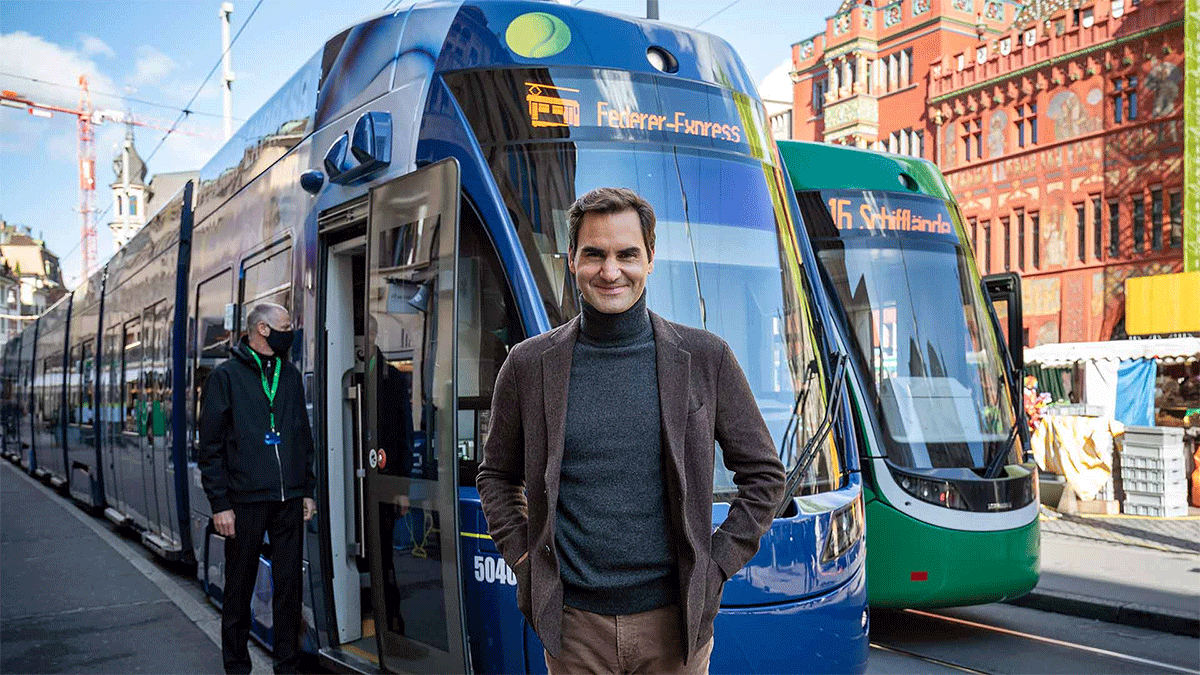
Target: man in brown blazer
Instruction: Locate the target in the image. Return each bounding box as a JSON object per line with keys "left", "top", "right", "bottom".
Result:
{"left": 477, "top": 187, "right": 785, "bottom": 674}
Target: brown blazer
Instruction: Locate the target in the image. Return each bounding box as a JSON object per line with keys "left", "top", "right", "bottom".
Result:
{"left": 476, "top": 311, "right": 785, "bottom": 659}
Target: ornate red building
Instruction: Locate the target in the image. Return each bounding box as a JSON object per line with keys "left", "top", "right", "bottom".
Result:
{"left": 791, "top": 0, "right": 1186, "bottom": 345}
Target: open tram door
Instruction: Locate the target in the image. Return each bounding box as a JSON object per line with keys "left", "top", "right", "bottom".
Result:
{"left": 982, "top": 271, "right": 1033, "bottom": 467}
{"left": 364, "top": 158, "right": 469, "bottom": 673}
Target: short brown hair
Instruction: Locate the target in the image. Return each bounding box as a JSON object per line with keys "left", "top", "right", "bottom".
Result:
{"left": 567, "top": 187, "right": 656, "bottom": 256}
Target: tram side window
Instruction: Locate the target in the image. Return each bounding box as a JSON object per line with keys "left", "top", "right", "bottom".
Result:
{"left": 122, "top": 319, "right": 143, "bottom": 434}
{"left": 68, "top": 344, "right": 81, "bottom": 424}
{"left": 240, "top": 244, "right": 293, "bottom": 324}
{"left": 40, "top": 358, "right": 53, "bottom": 428}
{"left": 193, "top": 270, "right": 232, "bottom": 454}
{"left": 457, "top": 201, "right": 525, "bottom": 487}
{"left": 103, "top": 326, "right": 120, "bottom": 434}
{"left": 142, "top": 302, "right": 167, "bottom": 439}
{"left": 81, "top": 340, "right": 94, "bottom": 425}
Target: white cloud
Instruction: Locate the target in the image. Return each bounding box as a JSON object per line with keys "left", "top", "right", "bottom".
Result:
{"left": 129, "top": 45, "right": 177, "bottom": 87}
{"left": 43, "top": 129, "right": 79, "bottom": 164}
{"left": 0, "top": 31, "right": 119, "bottom": 103}
{"left": 79, "top": 35, "right": 115, "bottom": 58}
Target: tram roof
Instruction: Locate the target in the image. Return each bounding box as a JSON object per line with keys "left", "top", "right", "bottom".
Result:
{"left": 194, "top": 1, "right": 759, "bottom": 209}
{"left": 777, "top": 140, "right": 954, "bottom": 202}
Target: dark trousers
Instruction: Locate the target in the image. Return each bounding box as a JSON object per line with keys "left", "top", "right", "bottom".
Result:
{"left": 222, "top": 499, "right": 304, "bottom": 675}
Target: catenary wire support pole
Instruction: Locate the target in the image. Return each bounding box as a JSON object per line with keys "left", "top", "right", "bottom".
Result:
{"left": 220, "top": 2, "right": 235, "bottom": 141}
{"left": 646, "top": 0, "right": 658, "bottom": 19}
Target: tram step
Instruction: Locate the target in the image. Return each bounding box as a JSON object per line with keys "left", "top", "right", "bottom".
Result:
{"left": 104, "top": 507, "right": 131, "bottom": 527}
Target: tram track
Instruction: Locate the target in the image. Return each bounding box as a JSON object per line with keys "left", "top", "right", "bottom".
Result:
{"left": 869, "top": 606, "right": 1200, "bottom": 675}
{"left": 869, "top": 641, "right": 993, "bottom": 674}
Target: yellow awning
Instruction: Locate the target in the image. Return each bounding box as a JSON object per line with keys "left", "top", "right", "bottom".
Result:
{"left": 1125, "top": 271, "right": 1200, "bottom": 335}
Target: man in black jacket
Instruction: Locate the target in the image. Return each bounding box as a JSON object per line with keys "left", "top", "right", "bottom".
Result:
{"left": 199, "top": 302, "right": 316, "bottom": 675}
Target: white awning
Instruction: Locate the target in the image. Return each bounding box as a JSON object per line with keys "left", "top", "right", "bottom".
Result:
{"left": 1025, "top": 338, "right": 1200, "bottom": 367}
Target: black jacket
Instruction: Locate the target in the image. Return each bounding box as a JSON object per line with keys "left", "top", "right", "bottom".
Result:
{"left": 199, "top": 339, "right": 316, "bottom": 513}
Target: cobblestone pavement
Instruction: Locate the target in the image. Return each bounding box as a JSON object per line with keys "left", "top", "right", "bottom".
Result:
{"left": 1039, "top": 508, "right": 1200, "bottom": 554}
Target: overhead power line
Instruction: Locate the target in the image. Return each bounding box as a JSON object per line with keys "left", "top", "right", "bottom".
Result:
{"left": 144, "top": 0, "right": 265, "bottom": 165}
{"left": 695, "top": 0, "right": 742, "bottom": 28}
{"left": 0, "top": 71, "right": 242, "bottom": 121}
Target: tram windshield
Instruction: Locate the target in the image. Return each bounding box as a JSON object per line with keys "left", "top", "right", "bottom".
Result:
{"left": 446, "top": 67, "right": 840, "bottom": 497}
{"left": 795, "top": 189, "right": 1018, "bottom": 471}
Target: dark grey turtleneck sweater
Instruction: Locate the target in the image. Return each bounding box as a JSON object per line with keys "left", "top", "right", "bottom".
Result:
{"left": 556, "top": 293, "right": 677, "bottom": 615}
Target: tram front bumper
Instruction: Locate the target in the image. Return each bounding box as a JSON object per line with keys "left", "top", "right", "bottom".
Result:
{"left": 711, "top": 561, "right": 869, "bottom": 675}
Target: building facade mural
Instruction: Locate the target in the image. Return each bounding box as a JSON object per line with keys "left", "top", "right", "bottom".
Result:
{"left": 790, "top": 0, "right": 1186, "bottom": 345}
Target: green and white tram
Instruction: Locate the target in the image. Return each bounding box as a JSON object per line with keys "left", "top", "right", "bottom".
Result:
{"left": 779, "top": 140, "right": 1039, "bottom": 608}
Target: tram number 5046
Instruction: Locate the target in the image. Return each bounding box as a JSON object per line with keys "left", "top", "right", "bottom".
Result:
{"left": 473, "top": 555, "right": 517, "bottom": 586}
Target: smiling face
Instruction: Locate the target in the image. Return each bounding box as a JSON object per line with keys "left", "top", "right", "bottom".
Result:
{"left": 569, "top": 208, "right": 654, "bottom": 314}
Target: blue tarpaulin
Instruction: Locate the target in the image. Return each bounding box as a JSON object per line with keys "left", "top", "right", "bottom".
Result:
{"left": 1115, "top": 359, "right": 1156, "bottom": 427}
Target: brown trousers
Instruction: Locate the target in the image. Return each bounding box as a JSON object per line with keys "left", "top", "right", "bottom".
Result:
{"left": 543, "top": 604, "right": 713, "bottom": 675}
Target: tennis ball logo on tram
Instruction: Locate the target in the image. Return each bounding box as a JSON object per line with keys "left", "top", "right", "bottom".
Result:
{"left": 506, "top": 12, "right": 571, "bottom": 58}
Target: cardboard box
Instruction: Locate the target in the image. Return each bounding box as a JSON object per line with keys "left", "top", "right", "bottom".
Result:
{"left": 1077, "top": 499, "right": 1121, "bottom": 515}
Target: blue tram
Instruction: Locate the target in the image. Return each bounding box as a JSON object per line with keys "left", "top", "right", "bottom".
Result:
{"left": 1, "top": 2, "right": 867, "bottom": 672}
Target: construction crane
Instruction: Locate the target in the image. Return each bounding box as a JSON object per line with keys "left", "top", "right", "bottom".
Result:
{"left": 1, "top": 75, "right": 218, "bottom": 279}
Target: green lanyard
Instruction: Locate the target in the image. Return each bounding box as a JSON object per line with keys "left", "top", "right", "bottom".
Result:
{"left": 248, "top": 350, "right": 280, "bottom": 432}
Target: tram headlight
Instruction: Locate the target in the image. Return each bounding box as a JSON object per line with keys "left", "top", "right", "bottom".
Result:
{"left": 897, "top": 473, "right": 969, "bottom": 510}
{"left": 821, "top": 496, "right": 864, "bottom": 563}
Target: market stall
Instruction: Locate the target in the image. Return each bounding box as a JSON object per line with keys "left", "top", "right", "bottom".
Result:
{"left": 1024, "top": 337, "right": 1200, "bottom": 513}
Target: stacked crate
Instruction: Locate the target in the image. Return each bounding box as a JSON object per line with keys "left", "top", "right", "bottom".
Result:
{"left": 1120, "top": 426, "right": 1188, "bottom": 517}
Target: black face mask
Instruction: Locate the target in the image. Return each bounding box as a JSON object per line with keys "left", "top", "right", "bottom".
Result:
{"left": 265, "top": 328, "right": 295, "bottom": 357}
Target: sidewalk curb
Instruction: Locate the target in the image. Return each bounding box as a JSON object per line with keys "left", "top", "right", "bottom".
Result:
{"left": 1006, "top": 588, "right": 1200, "bottom": 638}
{"left": 1, "top": 459, "right": 276, "bottom": 673}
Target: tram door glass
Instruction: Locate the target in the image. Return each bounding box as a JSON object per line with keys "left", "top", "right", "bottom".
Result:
{"left": 364, "top": 159, "right": 467, "bottom": 674}
{"left": 192, "top": 270, "right": 233, "bottom": 455}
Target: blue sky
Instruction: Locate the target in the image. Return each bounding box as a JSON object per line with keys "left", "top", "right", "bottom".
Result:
{"left": 0, "top": 0, "right": 828, "bottom": 285}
